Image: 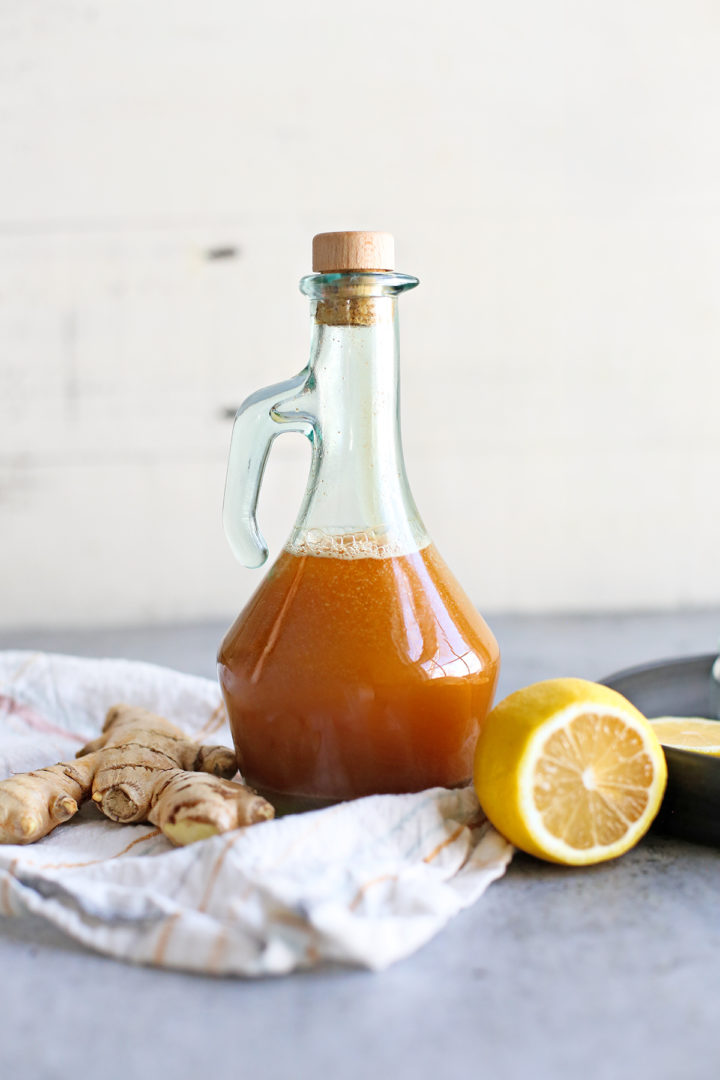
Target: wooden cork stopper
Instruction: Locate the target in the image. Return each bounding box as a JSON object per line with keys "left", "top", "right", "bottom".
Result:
{"left": 312, "top": 231, "right": 395, "bottom": 273}
{"left": 315, "top": 297, "right": 381, "bottom": 327}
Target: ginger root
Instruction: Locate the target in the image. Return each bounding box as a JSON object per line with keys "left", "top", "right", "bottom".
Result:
{"left": 148, "top": 772, "right": 274, "bottom": 846}
{"left": 80, "top": 704, "right": 240, "bottom": 823}
{"left": 0, "top": 757, "right": 97, "bottom": 844}
{"left": 0, "top": 704, "right": 274, "bottom": 846}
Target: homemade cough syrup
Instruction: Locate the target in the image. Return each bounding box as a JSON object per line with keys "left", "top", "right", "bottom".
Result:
{"left": 219, "top": 231, "right": 500, "bottom": 810}
{"left": 218, "top": 535, "right": 499, "bottom": 808}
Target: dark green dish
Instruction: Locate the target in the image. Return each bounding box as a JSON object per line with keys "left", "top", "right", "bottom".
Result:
{"left": 602, "top": 654, "right": 720, "bottom": 846}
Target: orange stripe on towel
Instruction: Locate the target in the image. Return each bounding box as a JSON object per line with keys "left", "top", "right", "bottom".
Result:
{"left": 349, "top": 873, "right": 398, "bottom": 911}
{"left": 153, "top": 911, "right": 182, "bottom": 965}
{"left": 1, "top": 858, "right": 18, "bottom": 915}
{"left": 194, "top": 703, "right": 227, "bottom": 742}
{"left": 36, "top": 828, "right": 162, "bottom": 871}
{"left": 422, "top": 823, "right": 466, "bottom": 864}
{"left": 198, "top": 833, "right": 240, "bottom": 912}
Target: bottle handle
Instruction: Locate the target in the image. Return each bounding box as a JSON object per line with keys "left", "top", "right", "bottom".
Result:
{"left": 223, "top": 372, "right": 315, "bottom": 567}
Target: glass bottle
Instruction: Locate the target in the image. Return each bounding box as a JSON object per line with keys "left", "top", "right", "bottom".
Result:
{"left": 218, "top": 232, "right": 500, "bottom": 812}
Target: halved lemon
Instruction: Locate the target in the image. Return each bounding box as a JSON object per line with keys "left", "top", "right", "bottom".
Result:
{"left": 473, "top": 678, "right": 667, "bottom": 865}
{"left": 649, "top": 717, "right": 720, "bottom": 756}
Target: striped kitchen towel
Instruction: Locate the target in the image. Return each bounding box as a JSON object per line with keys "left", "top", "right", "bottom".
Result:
{"left": 0, "top": 651, "right": 512, "bottom": 976}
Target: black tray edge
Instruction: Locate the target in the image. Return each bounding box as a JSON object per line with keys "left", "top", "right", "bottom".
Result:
{"left": 601, "top": 652, "right": 716, "bottom": 691}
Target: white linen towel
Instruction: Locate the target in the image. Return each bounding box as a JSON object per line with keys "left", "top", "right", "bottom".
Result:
{"left": 0, "top": 651, "right": 513, "bottom": 976}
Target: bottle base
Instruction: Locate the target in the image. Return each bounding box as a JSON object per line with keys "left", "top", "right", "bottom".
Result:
{"left": 251, "top": 787, "right": 341, "bottom": 816}
{"left": 251, "top": 780, "right": 473, "bottom": 817}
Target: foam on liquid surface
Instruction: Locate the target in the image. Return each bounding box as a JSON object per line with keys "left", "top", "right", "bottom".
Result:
{"left": 286, "top": 526, "right": 426, "bottom": 560}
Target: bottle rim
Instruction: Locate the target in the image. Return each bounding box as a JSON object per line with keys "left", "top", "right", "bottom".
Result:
{"left": 300, "top": 271, "right": 419, "bottom": 299}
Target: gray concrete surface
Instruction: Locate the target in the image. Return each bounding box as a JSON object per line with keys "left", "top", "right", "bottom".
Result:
{"left": 1, "top": 612, "right": 719, "bottom": 1080}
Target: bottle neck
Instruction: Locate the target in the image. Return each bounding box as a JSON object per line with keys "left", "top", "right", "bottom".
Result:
{"left": 286, "top": 280, "right": 427, "bottom": 559}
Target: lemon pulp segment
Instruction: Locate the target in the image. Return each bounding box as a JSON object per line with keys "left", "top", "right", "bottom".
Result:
{"left": 649, "top": 716, "right": 720, "bottom": 755}
{"left": 530, "top": 709, "right": 655, "bottom": 850}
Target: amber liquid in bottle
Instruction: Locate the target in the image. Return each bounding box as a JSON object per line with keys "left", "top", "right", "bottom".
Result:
{"left": 219, "top": 543, "right": 499, "bottom": 806}
{"left": 218, "top": 232, "right": 500, "bottom": 810}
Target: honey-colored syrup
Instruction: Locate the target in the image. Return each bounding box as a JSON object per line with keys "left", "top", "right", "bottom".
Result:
{"left": 218, "top": 542, "right": 499, "bottom": 806}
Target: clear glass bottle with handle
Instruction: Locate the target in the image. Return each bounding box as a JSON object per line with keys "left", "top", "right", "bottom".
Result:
{"left": 218, "top": 232, "right": 500, "bottom": 811}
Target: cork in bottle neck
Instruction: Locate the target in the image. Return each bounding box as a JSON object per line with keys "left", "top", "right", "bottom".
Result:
{"left": 311, "top": 231, "right": 395, "bottom": 326}
{"left": 312, "top": 232, "right": 395, "bottom": 274}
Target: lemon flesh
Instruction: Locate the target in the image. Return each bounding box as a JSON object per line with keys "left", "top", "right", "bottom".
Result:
{"left": 649, "top": 717, "right": 720, "bottom": 755}
{"left": 473, "top": 678, "right": 667, "bottom": 866}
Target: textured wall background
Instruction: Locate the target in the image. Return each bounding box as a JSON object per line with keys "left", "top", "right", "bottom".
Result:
{"left": 1, "top": 1, "right": 719, "bottom": 628}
